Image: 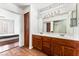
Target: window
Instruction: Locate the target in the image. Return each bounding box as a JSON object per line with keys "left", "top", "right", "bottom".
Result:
{"left": 0, "top": 19, "right": 14, "bottom": 34}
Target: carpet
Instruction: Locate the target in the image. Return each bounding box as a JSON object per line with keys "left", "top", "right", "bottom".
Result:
{"left": 0, "top": 42, "right": 18, "bottom": 53}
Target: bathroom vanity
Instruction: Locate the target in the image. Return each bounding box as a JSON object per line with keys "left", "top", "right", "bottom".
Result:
{"left": 32, "top": 3, "right": 79, "bottom": 56}
{"left": 32, "top": 33, "right": 79, "bottom": 56}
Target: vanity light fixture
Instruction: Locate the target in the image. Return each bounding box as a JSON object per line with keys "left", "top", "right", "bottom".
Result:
{"left": 51, "top": 12, "right": 54, "bottom": 17}
{"left": 42, "top": 4, "right": 77, "bottom": 20}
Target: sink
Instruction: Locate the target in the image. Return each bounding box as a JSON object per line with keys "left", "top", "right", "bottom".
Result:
{"left": 40, "top": 32, "right": 43, "bottom": 34}
{"left": 59, "top": 33, "right": 65, "bottom": 37}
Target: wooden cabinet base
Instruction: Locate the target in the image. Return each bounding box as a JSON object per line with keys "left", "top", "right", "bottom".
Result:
{"left": 32, "top": 35, "right": 79, "bottom": 56}
{"left": 42, "top": 46, "right": 50, "bottom": 56}
{"left": 64, "top": 47, "right": 76, "bottom": 56}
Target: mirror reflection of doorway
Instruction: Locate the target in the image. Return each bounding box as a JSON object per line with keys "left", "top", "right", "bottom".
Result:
{"left": 46, "top": 22, "right": 51, "bottom": 32}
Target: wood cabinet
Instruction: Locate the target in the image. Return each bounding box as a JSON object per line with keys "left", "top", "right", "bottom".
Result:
{"left": 62, "top": 39, "right": 77, "bottom": 56}
{"left": 42, "top": 36, "right": 51, "bottom": 55}
{"left": 51, "top": 43, "right": 76, "bottom": 56}
{"left": 51, "top": 38, "right": 64, "bottom": 56}
{"left": 32, "top": 35, "right": 42, "bottom": 51}
{"left": 51, "top": 44, "right": 64, "bottom": 56}
{"left": 32, "top": 35, "right": 79, "bottom": 56}
{"left": 64, "top": 46, "right": 76, "bottom": 56}
{"left": 51, "top": 38, "right": 78, "bottom": 56}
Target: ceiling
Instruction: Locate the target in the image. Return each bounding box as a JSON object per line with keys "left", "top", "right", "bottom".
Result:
{"left": 14, "top": 3, "right": 62, "bottom": 11}
{"left": 14, "top": 3, "right": 52, "bottom": 10}
{"left": 33, "top": 3, "right": 52, "bottom": 10}
{"left": 14, "top": 3, "right": 30, "bottom": 10}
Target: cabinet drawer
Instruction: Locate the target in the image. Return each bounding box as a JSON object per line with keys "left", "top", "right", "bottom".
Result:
{"left": 53, "top": 38, "right": 64, "bottom": 44}
{"left": 32, "top": 35, "right": 41, "bottom": 39}
{"left": 43, "top": 42, "right": 50, "bottom": 48}
{"left": 53, "top": 38, "right": 76, "bottom": 48}
{"left": 43, "top": 36, "right": 50, "bottom": 42}
{"left": 33, "top": 40, "right": 38, "bottom": 48}
{"left": 64, "top": 46, "right": 76, "bottom": 56}
{"left": 62, "top": 39, "right": 76, "bottom": 48}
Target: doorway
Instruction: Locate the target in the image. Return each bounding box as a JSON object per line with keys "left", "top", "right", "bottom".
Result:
{"left": 24, "top": 12, "right": 30, "bottom": 48}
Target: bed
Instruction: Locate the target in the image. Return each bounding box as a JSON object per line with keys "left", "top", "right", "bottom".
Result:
{"left": 0, "top": 34, "right": 19, "bottom": 46}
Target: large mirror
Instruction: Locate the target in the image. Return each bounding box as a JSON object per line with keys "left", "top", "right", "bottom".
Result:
{"left": 43, "top": 19, "right": 66, "bottom": 33}
{"left": 40, "top": 3, "right": 78, "bottom": 34}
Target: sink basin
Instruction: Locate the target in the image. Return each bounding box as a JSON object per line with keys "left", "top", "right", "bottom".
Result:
{"left": 59, "top": 34, "right": 65, "bottom": 36}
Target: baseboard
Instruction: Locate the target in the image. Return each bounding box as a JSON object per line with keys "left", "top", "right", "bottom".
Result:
{"left": 29, "top": 46, "right": 33, "bottom": 49}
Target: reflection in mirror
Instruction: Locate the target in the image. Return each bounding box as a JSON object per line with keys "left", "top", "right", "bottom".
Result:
{"left": 43, "top": 19, "right": 66, "bottom": 34}
{"left": 53, "top": 20, "right": 66, "bottom": 33}
{"left": 46, "top": 22, "right": 51, "bottom": 32}
{"left": 43, "top": 22, "right": 51, "bottom": 32}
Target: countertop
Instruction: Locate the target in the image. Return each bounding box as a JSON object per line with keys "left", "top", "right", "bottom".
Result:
{"left": 32, "top": 33, "right": 79, "bottom": 41}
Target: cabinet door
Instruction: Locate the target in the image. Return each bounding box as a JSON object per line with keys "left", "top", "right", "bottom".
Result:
{"left": 37, "top": 39, "right": 42, "bottom": 51}
{"left": 32, "top": 36, "right": 35, "bottom": 47}
{"left": 42, "top": 46, "right": 50, "bottom": 55}
{"left": 42, "top": 37, "right": 51, "bottom": 55}
{"left": 53, "top": 44, "right": 64, "bottom": 56}
{"left": 32, "top": 38, "right": 38, "bottom": 48}
{"left": 32, "top": 35, "right": 42, "bottom": 51}
{"left": 64, "top": 46, "right": 76, "bottom": 56}
{"left": 43, "top": 41, "right": 50, "bottom": 48}
{"left": 42, "top": 42, "right": 51, "bottom": 55}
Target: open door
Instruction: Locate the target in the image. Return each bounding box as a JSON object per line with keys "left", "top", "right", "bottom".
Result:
{"left": 24, "top": 12, "right": 29, "bottom": 48}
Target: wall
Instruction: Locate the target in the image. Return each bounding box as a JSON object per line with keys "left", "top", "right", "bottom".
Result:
{"left": 0, "top": 3, "right": 22, "bottom": 14}
{"left": 29, "top": 4, "right": 39, "bottom": 49}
